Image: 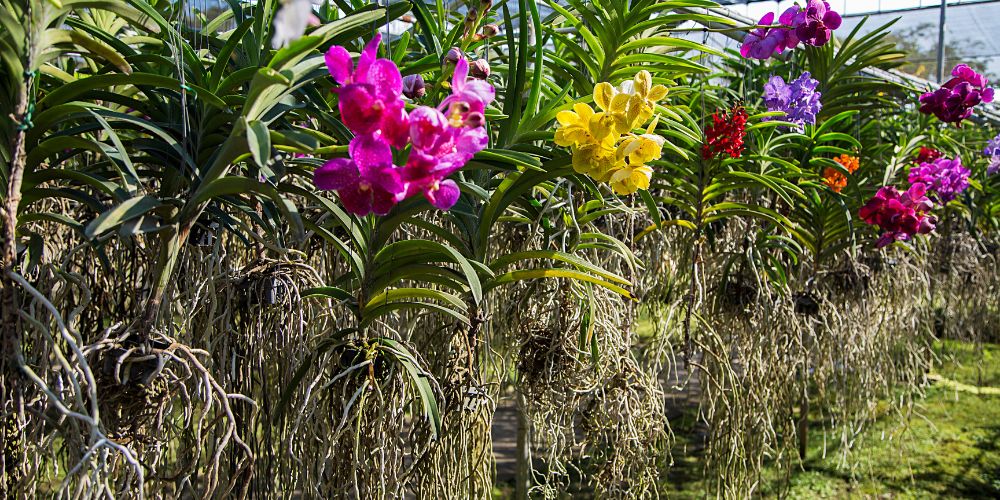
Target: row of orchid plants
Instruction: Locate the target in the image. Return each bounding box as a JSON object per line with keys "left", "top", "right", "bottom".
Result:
{"left": 308, "top": 0, "right": 997, "bottom": 256}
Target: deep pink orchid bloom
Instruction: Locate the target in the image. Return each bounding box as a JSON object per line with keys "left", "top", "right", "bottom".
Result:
{"left": 740, "top": 12, "right": 790, "bottom": 60}
{"left": 790, "top": 1, "right": 842, "bottom": 47}
{"left": 316, "top": 44, "right": 496, "bottom": 216}
{"left": 325, "top": 33, "right": 410, "bottom": 148}
{"left": 440, "top": 57, "right": 495, "bottom": 116}
{"left": 860, "top": 184, "right": 936, "bottom": 248}
{"left": 919, "top": 64, "right": 995, "bottom": 126}
{"left": 400, "top": 105, "right": 489, "bottom": 210}
{"left": 313, "top": 157, "right": 403, "bottom": 216}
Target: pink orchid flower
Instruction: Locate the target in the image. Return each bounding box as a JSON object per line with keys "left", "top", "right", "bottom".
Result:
{"left": 740, "top": 12, "right": 790, "bottom": 60}
{"left": 400, "top": 106, "right": 489, "bottom": 209}
{"left": 313, "top": 157, "right": 403, "bottom": 216}
{"left": 325, "top": 33, "right": 410, "bottom": 148}
{"left": 440, "top": 57, "right": 495, "bottom": 116}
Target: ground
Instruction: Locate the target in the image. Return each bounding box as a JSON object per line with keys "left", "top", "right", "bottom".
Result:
{"left": 493, "top": 339, "right": 1000, "bottom": 498}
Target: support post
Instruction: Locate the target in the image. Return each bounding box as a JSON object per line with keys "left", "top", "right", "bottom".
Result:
{"left": 936, "top": 0, "right": 947, "bottom": 82}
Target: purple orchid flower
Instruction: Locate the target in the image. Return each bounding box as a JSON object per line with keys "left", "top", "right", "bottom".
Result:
{"left": 325, "top": 33, "right": 410, "bottom": 148}
{"left": 860, "top": 184, "right": 936, "bottom": 248}
{"left": 401, "top": 105, "right": 489, "bottom": 210}
{"left": 313, "top": 157, "right": 403, "bottom": 216}
{"left": 440, "top": 57, "right": 496, "bottom": 116}
{"left": 983, "top": 132, "right": 1000, "bottom": 156}
{"left": 763, "top": 72, "right": 822, "bottom": 129}
{"left": 740, "top": 12, "right": 790, "bottom": 60}
{"left": 778, "top": 7, "right": 802, "bottom": 48}
{"left": 790, "top": 1, "right": 842, "bottom": 47}
{"left": 919, "top": 64, "right": 995, "bottom": 126}
{"left": 908, "top": 156, "right": 970, "bottom": 203}
{"left": 317, "top": 41, "right": 495, "bottom": 215}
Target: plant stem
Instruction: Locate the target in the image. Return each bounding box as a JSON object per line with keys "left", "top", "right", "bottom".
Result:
{"left": 1, "top": 67, "right": 34, "bottom": 495}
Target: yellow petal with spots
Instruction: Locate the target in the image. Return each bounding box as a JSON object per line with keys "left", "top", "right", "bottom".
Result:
{"left": 633, "top": 70, "right": 652, "bottom": 98}
{"left": 588, "top": 112, "right": 618, "bottom": 141}
{"left": 647, "top": 84, "right": 668, "bottom": 102}
{"left": 609, "top": 164, "right": 653, "bottom": 195}
{"left": 594, "top": 82, "right": 615, "bottom": 111}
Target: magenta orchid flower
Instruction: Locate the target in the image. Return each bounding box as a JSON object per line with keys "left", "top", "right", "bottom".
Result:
{"left": 313, "top": 157, "right": 403, "bottom": 216}
{"left": 919, "top": 64, "right": 995, "bottom": 126}
{"left": 908, "top": 156, "right": 970, "bottom": 203}
{"left": 441, "top": 57, "right": 496, "bottom": 115}
{"left": 325, "top": 33, "right": 410, "bottom": 148}
{"left": 790, "top": 1, "right": 842, "bottom": 47}
{"left": 740, "top": 12, "right": 790, "bottom": 60}
{"left": 859, "top": 184, "right": 936, "bottom": 248}
{"left": 317, "top": 40, "right": 495, "bottom": 216}
{"left": 401, "top": 102, "right": 489, "bottom": 210}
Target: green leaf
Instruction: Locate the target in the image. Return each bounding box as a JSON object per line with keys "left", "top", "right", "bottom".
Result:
{"left": 247, "top": 119, "right": 271, "bottom": 170}
{"left": 85, "top": 195, "right": 163, "bottom": 239}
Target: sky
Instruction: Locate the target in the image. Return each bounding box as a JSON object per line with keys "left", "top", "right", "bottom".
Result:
{"left": 732, "top": 0, "right": 1000, "bottom": 79}
{"left": 737, "top": 0, "right": 980, "bottom": 17}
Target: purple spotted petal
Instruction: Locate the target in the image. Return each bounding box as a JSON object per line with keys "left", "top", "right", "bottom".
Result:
{"left": 823, "top": 10, "right": 842, "bottom": 30}
{"left": 402, "top": 150, "right": 438, "bottom": 187}
{"left": 461, "top": 80, "right": 496, "bottom": 109}
{"left": 380, "top": 101, "right": 411, "bottom": 149}
{"left": 453, "top": 126, "right": 488, "bottom": 160}
{"left": 338, "top": 185, "right": 373, "bottom": 216}
{"left": 314, "top": 158, "right": 358, "bottom": 191}
{"left": 337, "top": 84, "right": 382, "bottom": 134}
{"left": 325, "top": 46, "right": 354, "bottom": 85}
{"left": 349, "top": 133, "right": 393, "bottom": 171}
{"left": 370, "top": 186, "right": 398, "bottom": 215}
{"left": 368, "top": 59, "right": 403, "bottom": 100}
{"left": 425, "top": 179, "right": 461, "bottom": 210}
{"left": 410, "top": 106, "right": 451, "bottom": 153}
{"left": 365, "top": 164, "right": 404, "bottom": 197}
{"left": 355, "top": 33, "right": 381, "bottom": 83}
{"left": 452, "top": 57, "right": 469, "bottom": 91}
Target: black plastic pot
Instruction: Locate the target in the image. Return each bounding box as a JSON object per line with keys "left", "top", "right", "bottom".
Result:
{"left": 189, "top": 220, "right": 220, "bottom": 247}
{"left": 101, "top": 338, "right": 169, "bottom": 386}
{"left": 793, "top": 292, "right": 820, "bottom": 316}
{"left": 245, "top": 275, "right": 288, "bottom": 306}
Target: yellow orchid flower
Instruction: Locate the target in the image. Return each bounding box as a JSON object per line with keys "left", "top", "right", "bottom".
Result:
{"left": 608, "top": 163, "right": 653, "bottom": 195}
{"left": 624, "top": 70, "right": 669, "bottom": 126}
{"left": 555, "top": 102, "right": 620, "bottom": 149}
{"left": 618, "top": 133, "right": 665, "bottom": 166}
{"left": 555, "top": 103, "right": 597, "bottom": 147}
{"left": 593, "top": 82, "right": 632, "bottom": 134}
{"left": 573, "top": 143, "right": 617, "bottom": 182}
{"left": 554, "top": 77, "right": 669, "bottom": 193}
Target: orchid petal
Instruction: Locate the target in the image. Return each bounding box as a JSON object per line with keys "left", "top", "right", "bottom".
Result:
{"left": 425, "top": 179, "right": 461, "bottom": 210}
{"left": 325, "top": 46, "right": 354, "bottom": 85}
{"left": 349, "top": 133, "right": 393, "bottom": 171}
{"left": 314, "top": 158, "right": 359, "bottom": 191}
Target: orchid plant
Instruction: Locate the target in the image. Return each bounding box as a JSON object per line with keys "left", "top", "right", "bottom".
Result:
{"left": 314, "top": 34, "right": 493, "bottom": 215}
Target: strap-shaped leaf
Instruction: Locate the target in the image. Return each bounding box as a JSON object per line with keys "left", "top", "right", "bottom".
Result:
{"left": 376, "top": 338, "right": 443, "bottom": 439}
{"left": 487, "top": 269, "right": 636, "bottom": 301}
{"left": 490, "top": 250, "right": 631, "bottom": 286}
{"left": 85, "top": 195, "right": 162, "bottom": 239}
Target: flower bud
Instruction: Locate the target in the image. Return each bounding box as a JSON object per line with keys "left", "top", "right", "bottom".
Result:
{"left": 469, "top": 59, "right": 490, "bottom": 80}
{"left": 463, "top": 8, "right": 479, "bottom": 38}
{"left": 480, "top": 24, "right": 500, "bottom": 38}
{"left": 480, "top": 0, "right": 493, "bottom": 12}
{"left": 402, "top": 74, "right": 426, "bottom": 99}
{"left": 443, "top": 47, "right": 463, "bottom": 67}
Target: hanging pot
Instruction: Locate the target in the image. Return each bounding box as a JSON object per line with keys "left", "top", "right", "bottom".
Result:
{"left": 792, "top": 292, "right": 820, "bottom": 316}
{"left": 189, "top": 220, "right": 220, "bottom": 247}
